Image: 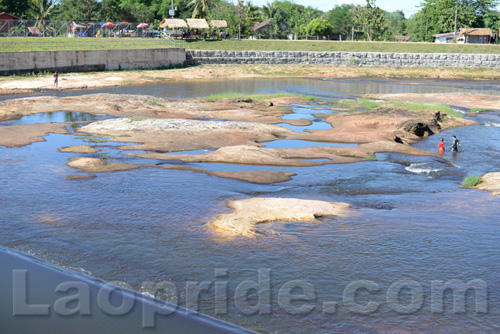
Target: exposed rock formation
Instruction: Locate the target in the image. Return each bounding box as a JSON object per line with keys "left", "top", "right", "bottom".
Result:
{"left": 67, "top": 157, "right": 153, "bottom": 173}
{"left": 476, "top": 172, "right": 500, "bottom": 196}
{"left": 80, "top": 118, "right": 294, "bottom": 152}
{"left": 211, "top": 197, "right": 351, "bottom": 237}
{"left": 59, "top": 145, "right": 100, "bottom": 153}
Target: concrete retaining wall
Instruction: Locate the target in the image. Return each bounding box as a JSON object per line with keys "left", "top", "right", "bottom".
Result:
{"left": 0, "top": 48, "right": 186, "bottom": 75}
{"left": 189, "top": 50, "right": 500, "bottom": 67}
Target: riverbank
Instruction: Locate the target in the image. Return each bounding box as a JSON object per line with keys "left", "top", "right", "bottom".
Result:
{"left": 2, "top": 64, "right": 500, "bottom": 95}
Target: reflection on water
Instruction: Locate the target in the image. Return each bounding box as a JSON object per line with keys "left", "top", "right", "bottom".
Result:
{"left": 0, "top": 111, "right": 113, "bottom": 126}
{"left": 3, "top": 77, "right": 500, "bottom": 103}
{"left": 1, "top": 79, "right": 500, "bottom": 333}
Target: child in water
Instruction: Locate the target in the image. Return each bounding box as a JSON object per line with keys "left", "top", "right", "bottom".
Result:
{"left": 438, "top": 138, "right": 445, "bottom": 154}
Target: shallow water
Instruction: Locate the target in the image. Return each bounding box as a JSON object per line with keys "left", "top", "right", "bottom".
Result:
{"left": 0, "top": 110, "right": 113, "bottom": 126}
{"left": 1, "top": 78, "right": 500, "bottom": 333}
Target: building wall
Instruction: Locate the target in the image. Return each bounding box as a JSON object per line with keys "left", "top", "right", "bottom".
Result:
{"left": 466, "top": 35, "right": 490, "bottom": 44}
{"left": 0, "top": 48, "right": 186, "bottom": 74}
{"left": 188, "top": 50, "right": 500, "bottom": 68}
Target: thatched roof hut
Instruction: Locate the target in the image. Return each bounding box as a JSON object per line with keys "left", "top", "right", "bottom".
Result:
{"left": 209, "top": 20, "right": 227, "bottom": 28}
{"left": 186, "top": 18, "right": 209, "bottom": 29}
{"left": 159, "top": 18, "right": 188, "bottom": 29}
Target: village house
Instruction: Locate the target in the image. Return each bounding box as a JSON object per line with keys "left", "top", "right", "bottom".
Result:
{"left": 0, "top": 12, "right": 19, "bottom": 34}
{"left": 433, "top": 28, "right": 493, "bottom": 44}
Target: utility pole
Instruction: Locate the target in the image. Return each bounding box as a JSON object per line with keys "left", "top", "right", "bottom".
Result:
{"left": 454, "top": 3, "right": 458, "bottom": 39}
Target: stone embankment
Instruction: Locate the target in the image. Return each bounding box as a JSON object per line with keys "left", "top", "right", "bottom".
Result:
{"left": 188, "top": 50, "right": 500, "bottom": 68}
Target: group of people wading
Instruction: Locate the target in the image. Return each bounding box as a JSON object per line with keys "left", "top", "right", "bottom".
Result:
{"left": 438, "top": 135, "right": 461, "bottom": 155}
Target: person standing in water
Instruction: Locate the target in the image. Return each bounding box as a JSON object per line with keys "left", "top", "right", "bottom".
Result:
{"left": 451, "top": 135, "right": 460, "bottom": 152}
{"left": 438, "top": 138, "right": 445, "bottom": 155}
{"left": 53, "top": 71, "right": 59, "bottom": 89}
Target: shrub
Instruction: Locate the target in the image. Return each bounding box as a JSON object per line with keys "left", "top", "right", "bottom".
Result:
{"left": 462, "top": 175, "right": 482, "bottom": 188}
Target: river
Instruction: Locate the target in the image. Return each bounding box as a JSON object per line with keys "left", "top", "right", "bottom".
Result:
{"left": 1, "top": 77, "right": 500, "bottom": 333}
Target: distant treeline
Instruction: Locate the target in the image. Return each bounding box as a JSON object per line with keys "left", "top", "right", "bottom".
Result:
{"left": 1, "top": 0, "right": 499, "bottom": 41}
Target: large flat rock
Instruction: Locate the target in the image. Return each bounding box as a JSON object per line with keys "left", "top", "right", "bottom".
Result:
{"left": 211, "top": 197, "right": 351, "bottom": 237}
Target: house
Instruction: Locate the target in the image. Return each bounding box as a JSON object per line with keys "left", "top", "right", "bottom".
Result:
{"left": 433, "top": 28, "right": 492, "bottom": 44}
{"left": 433, "top": 32, "right": 457, "bottom": 43}
{"left": 0, "top": 12, "right": 19, "bottom": 33}
{"left": 458, "top": 28, "right": 492, "bottom": 44}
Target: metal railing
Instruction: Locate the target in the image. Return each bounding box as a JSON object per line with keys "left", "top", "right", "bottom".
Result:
{"left": 0, "top": 19, "right": 155, "bottom": 38}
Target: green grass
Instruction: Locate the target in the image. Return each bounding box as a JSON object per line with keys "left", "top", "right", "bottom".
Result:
{"left": 363, "top": 156, "right": 379, "bottom": 161}
{"left": 462, "top": 175, "right": 482, "bottom": 188}
{"left": 337, "top": 98, "right": 464, "bottom": 118}
{"left": 469, "top": 107, "right": 491, "bottom": 113}
{"left": 204, "top": 92, "right": 319, "bottom": 103}
{"left": 148, "top": 99, "right": 164, "bottom": 106}
{"left": 394, "top": 102, "right": 463, "bottom": 118}
{"left": 3, "top": 37, "right": 500, "bottom": 54}
{"left": 129, "top": 117, "right": 146, "bottom": 121}
{"left": 0, "top": 37, "right": 179, "bottom": 52}
{"left": 185, "top": 39, "right": 500, "bottom": 54}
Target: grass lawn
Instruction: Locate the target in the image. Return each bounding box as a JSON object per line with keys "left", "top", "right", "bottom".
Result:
{"left": 185, "top": 39, "right": 500, "bottom": 54}
{"left": 2, "top": 37, "right": 500, "bottom": 54}
{"left": 0, "top": 37, "right": 183, "bottom": 52}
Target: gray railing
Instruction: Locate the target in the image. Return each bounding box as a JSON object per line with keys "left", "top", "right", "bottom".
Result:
{"left": 0, "top": 19, "right": 153, "bottom": 38}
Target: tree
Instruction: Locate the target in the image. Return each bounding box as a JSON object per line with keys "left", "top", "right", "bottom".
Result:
{"left": 303, "top": 18, "right": 334, "bottom": 37}
{"left": 0, "top": 0, "right": 31, "bottom": 18}
{"left": 58, "top": 0, "right": 100, "bottom": 21}
{"left": 261, "top": 1, "right": 275, "bottom": 20}
{"left": 383, "top": 10, "right": 407, "bottom": 40}
{"left": 29, "top": 0, "right": 56, "bottom": 21}
{"left": 411, "top": 0, "right": 498, "bottom": 42}
{"left": 352, "top": 0, "right": 386, "bottom": 41}
{"left": 325, "top": 4, "right": 354, "bottom": 36}
{"left": 98, "top": 0, "right": 122, "bottom": 21}
{"left": 483, "top": 10, "right": 500, "bottom": 31}
{"left": 187, "top": 0, "right": 213, "bottom": 18}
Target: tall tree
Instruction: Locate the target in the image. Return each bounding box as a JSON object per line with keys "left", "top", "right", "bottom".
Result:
{"left": 58, "top": 0, "right": 99, "bottom": 21}
{"left": 187, "top": 0, "right": 213, "bottom": 18}
{"left": 98, "top": 0, "right": 122, "bottom": 21}
{"left": 325, "top": 4, "right": 354, "bottom": 36}
{"left": 483, "top": 10, "right": 500, "bottom": 30}
{"left": 29, "top": 0, "right": 56, "bottom": 21}
{"left": 352, "top": 0, "right": 386, "bottom": 41}
{"left": 0, "top": 0, "right": 30, "bottom": 18}
{"left": 261, "top": 1, "right": 275, "bottom": 20}
{"left": 383, "top": 10, "right": 407, "bottom": 40}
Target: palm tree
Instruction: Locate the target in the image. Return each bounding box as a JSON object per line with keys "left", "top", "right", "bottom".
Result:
{"left": 261, "top": 1, "right": 275, "bottom": 20}
{"left": 29, "top": 0, "right": 57, "bottom": 36}
{"left": 188, "top": 0, "right": 213, "bottom": 19}
{"left": 29, "top": 0, "right": 56, "bottom": 21}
